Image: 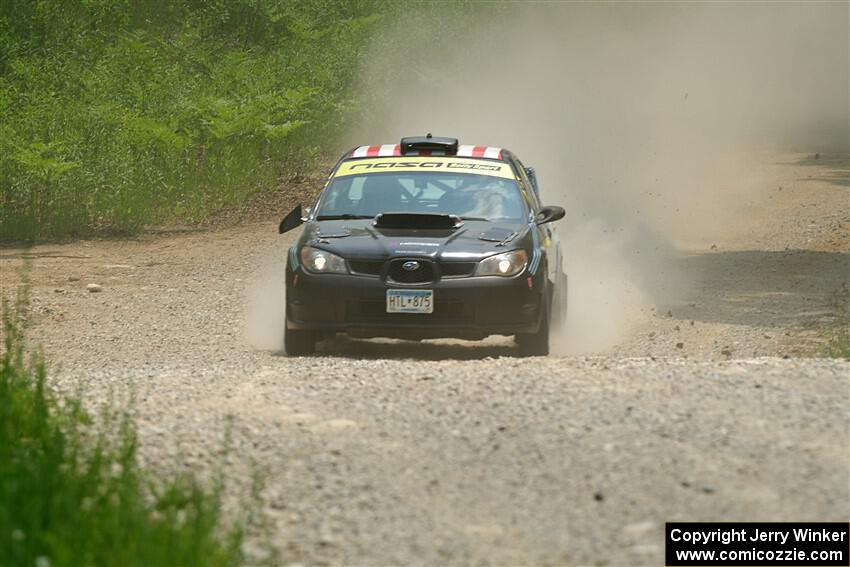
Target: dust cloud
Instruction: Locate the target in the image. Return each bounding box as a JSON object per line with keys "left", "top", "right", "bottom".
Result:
{"left": 244, "top": 246, "right": 288, "bottom": 351}
{"left": 347, "top": 2, "right": 849, "bottom": 354}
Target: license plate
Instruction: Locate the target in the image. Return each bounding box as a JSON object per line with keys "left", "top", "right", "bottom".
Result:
{"left": 386, "top": 289, "right": 433, "bottom": 313}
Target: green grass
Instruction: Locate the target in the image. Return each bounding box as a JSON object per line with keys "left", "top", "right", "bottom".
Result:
{"left": 821, "top": 284, "right": 850, "bottom": 359}
{"left": 0, "top": 0, "right": 391, "bottom": 239}
{"left": 822, "top": 328, "right": 850, "bottom": 359}
{"left": 0, "top": 1, "right": 490, "bottom": 241}
{"left": 0, "top": 288, "right": 248, "bottom": 566}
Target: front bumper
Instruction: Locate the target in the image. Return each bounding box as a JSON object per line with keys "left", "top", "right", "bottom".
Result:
{"left": 286, "top": 265, "right": 546, "bottom": 340}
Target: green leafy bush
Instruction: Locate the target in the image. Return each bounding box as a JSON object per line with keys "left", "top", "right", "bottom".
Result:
{"left": 0, "top": 289, "right": 245, "bottom": 566}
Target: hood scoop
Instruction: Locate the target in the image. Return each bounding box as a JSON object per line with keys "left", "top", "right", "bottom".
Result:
{"left": 479, "top": 227, "right": 518, "bottom": 246}
{"left": 373, "top": 213, "right": 463, "bottom": 230}
{"left": 313, "top": 228, "right": 352, "bottom": 244}
{"left": 316, "top": 229, "right": 351, "bottom": 239}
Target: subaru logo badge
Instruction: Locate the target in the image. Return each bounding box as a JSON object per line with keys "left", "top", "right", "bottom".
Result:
{"left": 402, "top": 261, "right": 420, "bottom": 271}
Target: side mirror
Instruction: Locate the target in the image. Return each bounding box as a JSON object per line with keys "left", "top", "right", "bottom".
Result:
{"left": 279, "top": 205, "right": 303, "bottom": 234}
{"left": 536, "top": 205, "right": 565, "bottom": 225}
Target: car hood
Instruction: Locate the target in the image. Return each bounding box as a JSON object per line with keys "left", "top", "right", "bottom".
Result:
{"left": 300, "top": 219, "right": 529, "bottom": 262}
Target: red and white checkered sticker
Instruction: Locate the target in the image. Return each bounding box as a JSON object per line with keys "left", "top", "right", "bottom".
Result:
{"left": 349, "top": 144, "right": 504, "bottom": 160}
{"left": 456, "top": 145, "right": 503, "bottom": 160}
{"left": 350, "top": 144, "right": 401, "bottom": 158}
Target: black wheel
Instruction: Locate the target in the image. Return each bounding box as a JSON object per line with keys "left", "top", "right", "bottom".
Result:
{"left": 284, "top": 325, "right": 317, "bottom": 356}
{"left": 516, "top": 297, "right": 550, "bottom": 357}
{"left": 552, "top": 272, "right": 568, "bottom": 334}
{"left": 283, "top": 302, "right": 317, "bottom": 356}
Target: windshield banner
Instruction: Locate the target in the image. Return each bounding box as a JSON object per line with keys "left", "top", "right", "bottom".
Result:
{"left": 334, "top": 157, "right": 516, "bottom": 180}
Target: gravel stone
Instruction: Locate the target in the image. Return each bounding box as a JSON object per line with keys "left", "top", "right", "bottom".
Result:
{"left": 0, "top": 153, "right": 847, "bottom": 566}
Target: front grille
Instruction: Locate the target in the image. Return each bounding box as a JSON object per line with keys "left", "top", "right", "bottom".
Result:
{"left": 349, "top": 260, "right": 383, "bottom": 276}
{"left": 348, "top": 259, "right": 476, "bottom": 280}
{"left": 439, "top": 262, "right": 476, "bottom": 277}
{"left": 387, "top": 259, "right": 435, "bottom": 284}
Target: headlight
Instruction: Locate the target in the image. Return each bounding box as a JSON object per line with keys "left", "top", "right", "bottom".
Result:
{"left": 299, "top": 246, "right": 347, "bottom": 274}
{"left": 476, "top": 249, "right": 528, "bottom": 277}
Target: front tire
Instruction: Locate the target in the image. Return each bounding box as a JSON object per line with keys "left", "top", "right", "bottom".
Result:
{"left": 284, "top": 325, "right": 317, "bottom": 356}
{"left": 552, "top": 272, "right": 568, "bottom": 334}
{"left": 516, "top": 298, "right": 550, "bottom": 357}
{"left": 284, "top": 301, "right": 317, "bottom": 356}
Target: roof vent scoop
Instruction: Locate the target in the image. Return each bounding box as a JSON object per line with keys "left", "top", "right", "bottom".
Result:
{"left": 400, "top": 134, "right": 458, "bottom": 155}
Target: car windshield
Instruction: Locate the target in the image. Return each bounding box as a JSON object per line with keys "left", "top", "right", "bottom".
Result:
{"left": 316, "top": 171, "right": 527, "bottom": 222}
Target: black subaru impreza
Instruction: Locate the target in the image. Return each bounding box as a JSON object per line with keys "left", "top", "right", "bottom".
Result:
{"left": 278, "top": 135, "right": 567, "bottom": 356}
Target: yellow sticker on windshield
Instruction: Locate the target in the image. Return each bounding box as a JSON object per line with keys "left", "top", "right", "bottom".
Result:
{"left": 334, "top": 157, "right": 516, "bottom": 180}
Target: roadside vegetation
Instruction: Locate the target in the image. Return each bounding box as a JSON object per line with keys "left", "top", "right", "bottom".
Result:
{"left": 0, "top": 285, "right": 251, "bottom": 566}
{"left": 823, "top": 329, "right": 850, "bottom": 358}
{"left": 0, "top": 1, "right": 487, "bottom": 240}
{"left": 822, "top": 284, "right": 850, "bottom": 359}
{"left": 0, "top": 0, "right": 397, "bottom": 239}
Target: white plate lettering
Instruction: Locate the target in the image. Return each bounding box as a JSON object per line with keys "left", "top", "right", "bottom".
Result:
{"left": 386, "top": 289, "right": 434, "bottom": 313}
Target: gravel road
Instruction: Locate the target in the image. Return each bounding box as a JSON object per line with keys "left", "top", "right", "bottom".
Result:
{"left": 1, "top": 153, "right": 848, "bottom": 565}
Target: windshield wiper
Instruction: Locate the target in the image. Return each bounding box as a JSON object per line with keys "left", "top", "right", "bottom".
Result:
{"left": 315, "top": 214, "right": 373, "bottom": 221}
{"left": 459, "top": 216, "right": 490, "bottom": 221}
